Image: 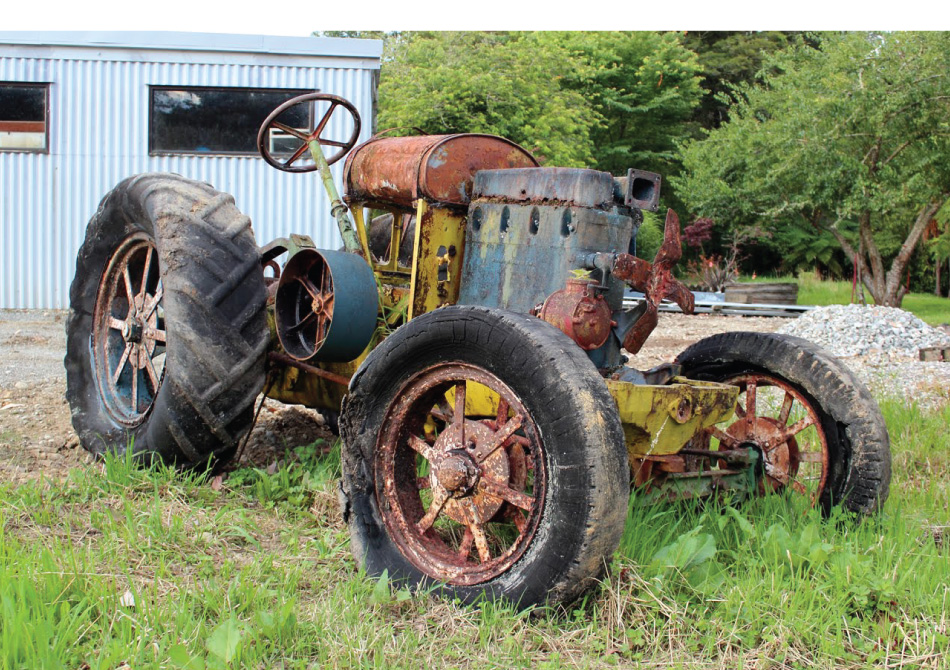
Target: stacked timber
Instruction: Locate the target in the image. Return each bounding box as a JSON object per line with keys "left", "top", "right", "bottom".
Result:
{"left": 724, "top": 282, "right": 799, "bottom": 305}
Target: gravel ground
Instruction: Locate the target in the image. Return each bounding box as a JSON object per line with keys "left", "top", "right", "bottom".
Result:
{"left": 778, "top": 305, "right": 950, "bottom": 410}
{"left": 1, "top": 306, "right": 946, "bottom": 485}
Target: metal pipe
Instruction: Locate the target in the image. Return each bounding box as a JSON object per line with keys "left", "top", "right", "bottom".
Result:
{"left": 268, "top": 351, "right": 352, "bottom": 387}
{"left": 309, "top": 138, "right": 363, "bottom": 256}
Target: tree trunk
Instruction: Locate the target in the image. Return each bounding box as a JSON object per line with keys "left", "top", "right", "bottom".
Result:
{"left": 879, "top": 197, "right": 948, "bottom": 307}
{"left": 937, "top": 258, "right": 943, "bottom": 297}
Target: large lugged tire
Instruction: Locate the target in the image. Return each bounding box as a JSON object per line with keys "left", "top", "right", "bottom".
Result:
{"left": 339, "top": 306, "right": 630, "bottom": 608}
{"left": 65, "top": 173, "right": 270, "bottom": 468}
{"left": 675, "top": 332, "right": 891, "bottom": 515}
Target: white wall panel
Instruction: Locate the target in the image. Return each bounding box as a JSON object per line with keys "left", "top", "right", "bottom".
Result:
{"left": 0, "top": 34, "right": 379, "bottom": 308}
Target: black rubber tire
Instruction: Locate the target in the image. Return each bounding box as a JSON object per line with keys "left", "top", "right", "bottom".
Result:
{"left": 339, "top": 305, "right": 630, "bottom": 608}
{"left": 65, "top": 173, "right": 270, "bottom": 468}
{"left": 675, "top": 332, "right": 891, "bottom": 515}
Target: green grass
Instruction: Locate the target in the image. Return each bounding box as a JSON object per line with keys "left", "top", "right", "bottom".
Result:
{"left": 737, "top": 272, "right": 950, "bottom": 325}
{"left": 2, "top": 403, "right": 949, "bottom": 669}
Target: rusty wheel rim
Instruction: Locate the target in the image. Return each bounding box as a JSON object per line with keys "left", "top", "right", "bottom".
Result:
{"left": 92, "top": 233, "right": 166, "bottom": 426}
{"left": 375, "top": 363, "right": 546, "bottom": 586}
{"left": 704, "top": 374, "right": 829, "bottom": 503}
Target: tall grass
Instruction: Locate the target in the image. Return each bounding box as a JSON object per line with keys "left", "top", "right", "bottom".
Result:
{"left": 1, "top": 404, "right": 948, "bottom": 669}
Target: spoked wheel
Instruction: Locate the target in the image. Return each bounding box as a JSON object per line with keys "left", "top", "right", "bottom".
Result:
{"left": 92, "top": 234, "right": 166, "bottom": 425}
{"left": 694, "top": 373, "right": 829, "bottom": 502}
{"left": 341, "top": 306, "right": 629, "bottom": 608}
{"left": 376, "top": 363, "right": 544, "bottom": 585}
{"left": 257, "top": 93, "right": 361, "bottom": 173}
{"left": 66, "top": 173, "right": 269, "bottom": 467}
{"left": 676, "top": 332, "right": 891, "bottom": 515}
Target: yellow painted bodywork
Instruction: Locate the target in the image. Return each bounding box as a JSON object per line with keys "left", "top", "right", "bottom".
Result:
{"left": 607, "top": 378, "right": 738, "bottom": 459}
{"left": 408, "top": 201, "right": 468, "bottom": 319}
{"left": 449, "top": 376, "right": 737, "bottom": 461}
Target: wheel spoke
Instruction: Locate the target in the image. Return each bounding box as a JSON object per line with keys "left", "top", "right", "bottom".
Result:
{"left": 457, "top": 528, "right": 474, "bottom": 562}
{"left": 496, "top": 397, "right": 510, "bottom": 426}
{"left": 108, "top": 316, "right": 125, "bottom": 332}
{"left": 433, "top": 399, "right": 454, "bottom": 424}
{"left": 319, "top": 138, "right": 349, "bottom": 148}
{"left": 150, "top": 328, "right": 166, "bottom": 344}
{"left": 463, "top": 501, "right": 492, "bottom": 564}
{"left": 777, "top": 415, "right": 816, "bottom": 444}
{"left": 472, "top": 415, "right": 523, "bottom": 464}
{"left": 477, "top": 476, "right": 533, "bottom": 511}
{"left": 408, "top": 434, "right": 437, "bottom": 461}
{"left": 288, "top": 310, "right": 317, "bottom": 333}
{"left": 112, "top": 343, "right": 132, "bottom": 384}
{"left": 453, "top": 383, "right": 466, "bottom": 428}
{"left": 143, "top": 286, "right": 163, "bottom": 318}
{"left": 141, "top": 246, "right": 153, "bottom": 296}
{"left": 745, "top": 379, "right": 757, "bottom": 420}
{"left": 510, "top": 510, "right": 528, "bottom": 533}
{"left": 272, "top": 121, "right": 311, "bottom": 142}
{"left": 799, "top": 451, "right": 824, "bottom": 463}
{"left": 789, "top": 479, "right": 808, "bottom": 495}
{"left": 299, "top": 276, "right": 321, "bottom": 301}
{"left": 283, "top": 141, "right": 310, "bottom": 168}
{"left": 315, "top": 312, "right": 328, "bottom": 344}
{"left": 123, "top": 266, "right": 136, "bottom": 302}
{"left": 312, "top": 101, "right": 338, "bottom": 139}
{"left": 778, "top": 391, "right": 795, "bottom": 425}
{"left": 416, "top": 489, "right": 450, "bottom": 533}
{"left": 143, "top": 353, "right": 161, "bottom": 392}
{"left": 710, "top": 427, "right": 739, "bottom": 448}
{"left": 130, "top": 357, "right": 138, "bottom": 412}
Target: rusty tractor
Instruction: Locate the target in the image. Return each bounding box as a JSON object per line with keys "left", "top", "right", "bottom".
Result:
{"left": 65, "top": 93, "right": 891, "bottom": 608}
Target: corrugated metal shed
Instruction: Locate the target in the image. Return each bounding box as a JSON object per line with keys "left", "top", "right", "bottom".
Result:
{"left": 0, "top": 31, "right": 382, "bottom": 308}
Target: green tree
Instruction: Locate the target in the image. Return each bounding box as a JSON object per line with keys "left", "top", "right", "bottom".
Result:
{"left": 376, "top": 32, "right": 598, "bottom": 166}
{"left": 681, "top": 31, "right": 796, "bottom": 130}
{"left": 675, "top": 32, "right": 950, "bottom": 307}
{"left": 554, "top": 32, "right": 703, "bottom": 176}
{"left": 374, "top": 32, "right": 703, "bottom": 174}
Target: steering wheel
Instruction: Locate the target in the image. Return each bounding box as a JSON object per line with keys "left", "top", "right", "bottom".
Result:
{"left": 257, "top": 93, "right": 362, "bottom": 173}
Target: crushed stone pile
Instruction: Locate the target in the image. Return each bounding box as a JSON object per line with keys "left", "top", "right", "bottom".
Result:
{"left": 777, "top": 305, "right": 950, "bottom": 409}
{"left": 777, "top": 304, "right": 950, "bottom": 358}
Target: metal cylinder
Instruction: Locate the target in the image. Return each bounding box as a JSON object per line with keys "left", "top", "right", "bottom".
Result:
{"left": 275, "top": 248, "right": 378, "bottom": 362}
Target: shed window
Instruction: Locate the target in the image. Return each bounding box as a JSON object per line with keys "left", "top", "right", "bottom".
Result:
{"left": 149, "top": 86, "right": 314, "bottom": 155}
{"left": 0, "top": 83, "right": 49, "bottom": 152}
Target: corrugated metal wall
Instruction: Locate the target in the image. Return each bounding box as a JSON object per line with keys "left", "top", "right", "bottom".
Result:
{"left": 0, "top": 42, "right": 379, "bottom": 308}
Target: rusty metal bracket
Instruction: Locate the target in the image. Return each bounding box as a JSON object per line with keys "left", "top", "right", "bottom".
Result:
{"left": 611, "top": 209, "right": 695, "bottom": 354}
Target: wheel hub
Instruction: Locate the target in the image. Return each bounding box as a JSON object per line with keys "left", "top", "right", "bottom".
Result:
{"left": 433, "top": 451, "right": 477, "bottom": 493}
{"left": 123, "top": 318, "right": 144, "bottom": 343}
{"left": 430, "top": 419, "right": 510, "bottom": 524}
{"left": 725, "top": 416, "right": 799, "bottom": 492}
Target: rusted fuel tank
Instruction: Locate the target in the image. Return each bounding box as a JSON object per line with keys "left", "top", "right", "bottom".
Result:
{"left": 343, "top": 134, "right": 539, "bottom": 210}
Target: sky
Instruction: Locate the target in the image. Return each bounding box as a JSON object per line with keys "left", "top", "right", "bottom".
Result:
{"left": 6, "top": 0, "right": 950, "bottom": 35}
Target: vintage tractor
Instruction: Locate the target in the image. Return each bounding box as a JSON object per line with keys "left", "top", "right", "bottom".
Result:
{"left": 65, "top": 93, "right": 891, "bottom": 608}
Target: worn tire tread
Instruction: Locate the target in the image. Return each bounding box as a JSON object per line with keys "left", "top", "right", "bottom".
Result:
{"left": 65, "top": 172, "right": 269, "bottom": 468}
{"left": 676, "top": 331, "right": 891, "bottom": 515}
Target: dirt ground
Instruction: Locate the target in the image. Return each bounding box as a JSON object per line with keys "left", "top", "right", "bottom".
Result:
{"left": 0, "top": 309, "right": 783, "bottom": 484}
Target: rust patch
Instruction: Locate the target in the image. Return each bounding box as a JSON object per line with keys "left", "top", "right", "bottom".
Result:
{"left": 343, "top": 134, "right": 539, "bottom": 210}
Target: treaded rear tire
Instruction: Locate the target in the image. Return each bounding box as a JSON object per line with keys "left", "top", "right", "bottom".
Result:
{"left": 340, "top": 305, "right": 630, "bottom": 608}
{"left": 675, "top": 331, "right": 891, "bottom": 515}
{"left": 65, "top": 173, "right": 269, "bottom": 468}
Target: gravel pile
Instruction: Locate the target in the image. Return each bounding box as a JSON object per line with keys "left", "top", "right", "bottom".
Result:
{"left": 777, "top": 304, "right": 950, "bottom": 358}
{"left": 777, "top": 304, "right": 950, "bottom": 409}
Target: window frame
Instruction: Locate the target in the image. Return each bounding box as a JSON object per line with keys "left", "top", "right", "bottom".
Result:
{"left": 147, "top": 85, "right": 317, "bottom": 157}
{"left": 0, "top": 82, "right": 51, "bottom": 154}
